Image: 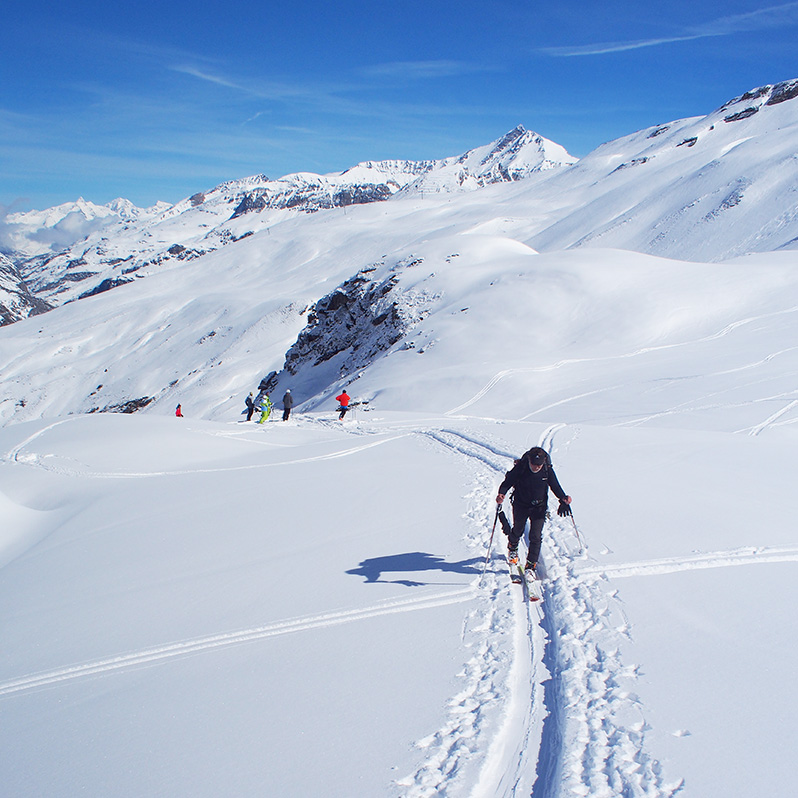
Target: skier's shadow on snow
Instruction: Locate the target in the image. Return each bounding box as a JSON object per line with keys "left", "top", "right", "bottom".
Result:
{"left": 347, "top": 552, "right": 481, "bottom": 587}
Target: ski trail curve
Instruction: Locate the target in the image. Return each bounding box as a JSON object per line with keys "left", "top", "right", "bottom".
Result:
{"left": 0, "top": 588, "right": 476, "bottom": 699}
{"left": 8, "top": 430, "right": 409, "bottom": 479}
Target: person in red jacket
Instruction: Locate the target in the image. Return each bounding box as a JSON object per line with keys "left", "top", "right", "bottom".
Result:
{"left": 335, "top": 390, "right": 350, "bottom": 420}
{"left": 175, "top": 404, "right": 184, "bottom": 418}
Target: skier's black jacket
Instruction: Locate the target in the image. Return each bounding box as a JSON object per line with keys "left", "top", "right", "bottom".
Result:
{"left": 498, "top": 456, "right": 567, "bottom": 515}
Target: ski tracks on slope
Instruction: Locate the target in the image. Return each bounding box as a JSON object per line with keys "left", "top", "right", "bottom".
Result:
{"left": 395, "top": 427, "right": 543, "bottom": 798}
{"left": 576, "top": 544, "right": 798, "bottom": 579}
{"left": 400, "top": 425, "right": 682, "bottom": 798}
{"left": 3, "top": 416, "right": 409, "bottom": 478}
{"left": 0, "top": 589, "right": 476, "bottom": 699}
{"left": 539, "top": 528, "right": 684, "bottom": 798}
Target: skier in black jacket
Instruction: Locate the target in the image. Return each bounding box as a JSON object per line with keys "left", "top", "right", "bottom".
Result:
{"left": 496, "top": 447, "right": 572, "bottom": 572}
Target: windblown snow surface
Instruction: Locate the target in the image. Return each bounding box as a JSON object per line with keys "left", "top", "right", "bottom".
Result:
{"left": 2, "top": 167, "right": 798, "bottom": 796}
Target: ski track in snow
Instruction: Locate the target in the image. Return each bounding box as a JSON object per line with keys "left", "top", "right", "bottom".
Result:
{"left": 0, "top": 589, "right": 476, "bottom": 699}
{"left": 576, "top": 545, "right": 798, "bottom": 579}
{"left": 444, "top": 306, "right": 798, "bottom": 423}
{"left": 398, "top": 424, "right": 682, "bottom": 798}
{"left": 394, "top": 427, "right": 541, "bottom": 798}
{"left": 3, "top": 417, "right": 409, "bottom": 478}
{"left": 744, "top": 398, "right": 798, "bottom": 436}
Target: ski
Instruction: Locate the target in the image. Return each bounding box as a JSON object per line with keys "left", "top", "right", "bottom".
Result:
{"left": 507, "top": 555, "right": 523, "bottom": 584}
{"left": 524, "top": 567, "right": 543, "bottom": 602}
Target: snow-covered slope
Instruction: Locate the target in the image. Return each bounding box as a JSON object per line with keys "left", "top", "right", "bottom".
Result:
{"left": 524, "top": 78, "right": 798, "bottom": 259}
{"left": 1, "top": 238, "right": 796, "bottom": 796}
{"left": 11, "top": 78, "right": 798, "bottom": 316}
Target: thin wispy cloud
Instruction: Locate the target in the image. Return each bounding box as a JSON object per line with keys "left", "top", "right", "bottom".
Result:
{"left": 361, "top": 60, "right": 488, "bottom": 79}
{"left": 170, "top": 63, "right": 356, "bottom": 108}
{"left": 172, "top": 65, "right": 250, "bottom": 92}
{"left": 542, "top": 1, "right": 798, "bottom": 56}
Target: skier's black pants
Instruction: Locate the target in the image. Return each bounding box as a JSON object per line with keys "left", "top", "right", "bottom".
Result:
{"left": 508, "top": 505, "right": 546, "bottom": 565}
{"left": 283, "top": 408, "right": 291, "bottom": 421}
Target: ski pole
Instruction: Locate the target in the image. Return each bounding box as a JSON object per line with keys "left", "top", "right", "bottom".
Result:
{"left": 570, "top": 514, "right": 584, "bottom": 552}
{"left": 482, "top": 506, "right": 500, "bottom": 574}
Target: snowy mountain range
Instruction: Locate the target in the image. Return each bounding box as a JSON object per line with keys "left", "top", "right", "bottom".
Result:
{"left": 2, "top": 79, "right": 798, "bottom": 798}
{"left": 2, "top": 78, "right": 797, "bottom": 328}
{"left": 0, "top": 126, "right": 573, "bottom": 320}
{"left": 2, "top": 196, "right": 170, "bottom": 259}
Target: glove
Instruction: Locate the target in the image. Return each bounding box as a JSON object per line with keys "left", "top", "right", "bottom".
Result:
{"left": 557, "top": 500, "right": 572, "bottom": 517}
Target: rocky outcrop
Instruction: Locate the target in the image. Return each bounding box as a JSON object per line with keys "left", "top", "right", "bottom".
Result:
{"left": 258, "top": 258, "right": 435, "bottom": 399}
{"left": 283, "top": 267, "right": 407, "bottom": 374}
{"left": 0, "top": 253, "right": 52, "bottom": 326}
{"left": 231, "top": 181, "right": 395, "bottom": 218}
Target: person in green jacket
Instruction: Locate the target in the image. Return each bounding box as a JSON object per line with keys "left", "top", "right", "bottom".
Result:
{"left": 254, "top": 390, "right": 273, "bottom": 424}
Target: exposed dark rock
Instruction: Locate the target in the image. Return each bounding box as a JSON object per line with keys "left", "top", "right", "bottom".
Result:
{"left": 766, "top": 79, "right": 798, "bottom": 106}
{"left": 703, "top": 182, "right": 748, "bottom": 221}
{"left": 720, "top": 86, "right": 769, "bottom": 111}
{"left": 279, "top": 263, "right": 427, "bottom": 382}
{"left": 648, "top": 126, "right": 670, "bottom": 138}
{"left": 231, "top": 182, "right": 395, "bottom": 218}
{"left": 724, "top": 106, "right": 760, "bottom": 123}
{"left": 0, "top": 255, "right": 53, "bottom": 326}
{"left": 231, "top": 193, "right": 268, "bottom": 217}
{"left": 677, "top": 137, "right": 698, "bottom": 148}
{"left": 258, "top": 371, "right": 279, "bottom": 392}
{"left": 78, "top": 277, "right": 134, "bottom": 300}
{"left": 190, "top": 192, "right": 206, "bottom": 206}
{"left": 90, "top": 396, "right": 154, "bottom": 414}
{"left": 333, "top": 184, "right": 394, "bottom": 206}
{"left": 612, "top": 157, "right": 651, "bottom": 173}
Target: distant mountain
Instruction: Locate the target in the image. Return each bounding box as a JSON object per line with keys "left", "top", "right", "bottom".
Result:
{"left": 2, "top": 197, "right": 170, "bottom": 259}
{"left": 2, "top": 79, "right": 798, "bottom": 425}
{"left": 395, "top": 125, "right": 577, "bottom": 195}
{"left": 13, "top": 126, "right": 575, "bottom": 308}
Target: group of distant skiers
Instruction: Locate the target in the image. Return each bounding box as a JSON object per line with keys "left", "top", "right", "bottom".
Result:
{"left": 244, "top": 388, "right": 293, "bottom": 423}
{"left": 176, "top": 387, "right": 355, "bottom": 424}
{"left": 240, "top": 386, "right": 572, "bottom": 573}
{"left": 242, "top": 387, "right": 353, "bottom": 423}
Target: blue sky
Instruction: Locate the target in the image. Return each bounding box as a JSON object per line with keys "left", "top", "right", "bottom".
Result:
{"left": 2, "top": 1, "right": 797, "bottom": 210}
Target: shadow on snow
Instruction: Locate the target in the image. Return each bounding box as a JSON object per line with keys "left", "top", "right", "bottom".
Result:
{"left": 347, "top": 552, "right": 482, "bottom": 586}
